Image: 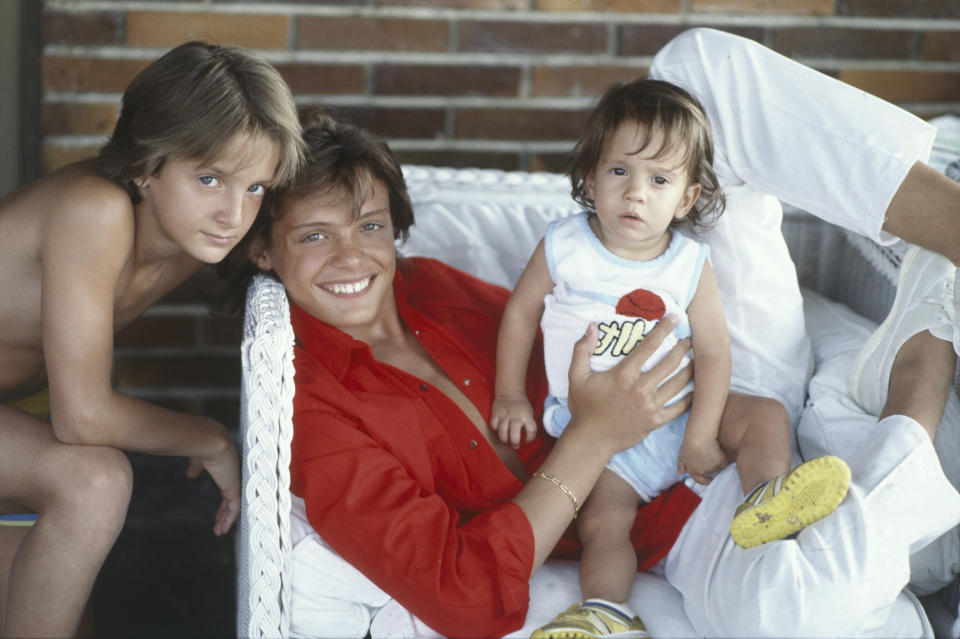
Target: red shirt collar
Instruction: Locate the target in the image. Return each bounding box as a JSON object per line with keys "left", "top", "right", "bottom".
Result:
{"left": 288, "top": 266, "right": 411, "bottom": 380}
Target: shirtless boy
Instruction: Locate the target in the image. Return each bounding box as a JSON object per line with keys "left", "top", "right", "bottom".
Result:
{"left": 0, "top": 41, "right": 303, "bottom": 637}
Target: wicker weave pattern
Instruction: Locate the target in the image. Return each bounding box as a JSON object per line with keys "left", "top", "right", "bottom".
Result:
{"left": 238, "top": 274, "right": 296, "bottom": 639}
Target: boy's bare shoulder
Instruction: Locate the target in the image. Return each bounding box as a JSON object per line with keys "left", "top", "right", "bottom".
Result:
{"left": 46, "top": 163, "right": 135, "bottom": 227}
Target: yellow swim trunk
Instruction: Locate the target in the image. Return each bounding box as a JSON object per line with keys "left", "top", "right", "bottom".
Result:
{"left": 6, "top": 387, "right": 51, "bottom": 418}
{"left": 0, "top": 388, "right": 49, "bottom": 527}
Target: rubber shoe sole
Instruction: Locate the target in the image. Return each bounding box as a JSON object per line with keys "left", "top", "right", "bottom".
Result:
{"left": 729, "top": 455, "right": 851, "bottom": 549}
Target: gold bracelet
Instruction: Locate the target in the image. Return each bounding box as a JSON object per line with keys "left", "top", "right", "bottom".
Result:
{"left": 532, "top": 471, "right": 580, "bottom": 519}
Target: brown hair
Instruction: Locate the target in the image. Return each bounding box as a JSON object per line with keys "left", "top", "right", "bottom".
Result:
{"left": 94, "top": 41, "right": 304, "bottom": 202}
{"left": 215, "top": 108, "right": 414, "bottom": 313}
{"left": 566, "top": 78, "right": 724, "bottom": 229}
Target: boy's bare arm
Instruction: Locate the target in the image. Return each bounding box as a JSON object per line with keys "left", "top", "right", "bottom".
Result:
{"left": 40, "top": 177, "right": 238, "bottom": 533}
{"left": 678, "top": 260, "right": 731, "bottom": 483}
{"left": 491, "top": 240, "right": 554, "bottom": 446}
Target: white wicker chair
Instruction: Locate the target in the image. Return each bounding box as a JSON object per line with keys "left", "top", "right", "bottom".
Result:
{"left": 236, "top": 164, "right": 960, "bottom": 639}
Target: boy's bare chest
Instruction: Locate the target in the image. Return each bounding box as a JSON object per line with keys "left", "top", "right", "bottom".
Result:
{"left": 112, "top": 260, "right": 198, "bottom": 330}
{"left": 375, "top": 339, "right": 527, "bottom": 480}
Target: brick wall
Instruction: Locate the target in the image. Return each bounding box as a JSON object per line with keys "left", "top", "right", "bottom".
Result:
{"left": 37, "top": 0, "right": 960, "bottom": 427}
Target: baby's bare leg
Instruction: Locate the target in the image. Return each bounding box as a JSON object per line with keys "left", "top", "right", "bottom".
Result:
{"left": 0, "top": 407, "right": 132, "bottom": 638}
{"left": 884, "top": 162, "right": 960, "bottom": 266}
{"left": 577, "top": 469, "right": 640, "bottom": 604}
{"left": 881, "top": 330, "right": 956, "bottom": 441}
{"left": 717, "top": 394, "right": 792, "bottom": 495}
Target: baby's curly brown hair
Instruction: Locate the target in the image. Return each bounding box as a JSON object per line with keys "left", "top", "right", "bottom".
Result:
{"left": 566, "top": 78, "right": 724, "bottom": 229}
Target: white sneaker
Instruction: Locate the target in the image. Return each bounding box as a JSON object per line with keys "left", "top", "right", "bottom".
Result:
{"left": 848, "top": 244, "right": 957, "bottom": 416}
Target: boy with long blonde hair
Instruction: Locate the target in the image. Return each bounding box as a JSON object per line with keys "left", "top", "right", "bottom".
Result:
{"left": 0, "top": 41, "right": 303, "bottom": 637}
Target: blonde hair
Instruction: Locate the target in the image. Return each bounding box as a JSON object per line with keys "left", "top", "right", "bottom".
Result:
{"left": 94, "top": 41, "right": 304, "bottom": 202}
{"left": 567, "top": 78, "right": 724, "bottom": 229}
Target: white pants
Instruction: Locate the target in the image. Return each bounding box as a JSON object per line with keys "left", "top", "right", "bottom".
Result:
{"left": 666, "top": 416, "right": 960, "bottom": 637}
{"left": 650, "top": 28, "right": 936, "bottom": 423}
{"left": 652, "top": 29, "right": 956, "bottom": 636}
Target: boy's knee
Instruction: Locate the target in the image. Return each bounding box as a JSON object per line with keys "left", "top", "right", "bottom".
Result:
{"left": 53, "top": 447, "right": 133, "bottom": 517}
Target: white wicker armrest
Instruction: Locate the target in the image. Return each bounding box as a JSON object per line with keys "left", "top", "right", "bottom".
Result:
{"left": 237, "top": 274, "right": 296, "bottom": 639}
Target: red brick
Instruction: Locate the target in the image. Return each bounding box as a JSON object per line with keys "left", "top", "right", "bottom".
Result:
{"left": 382, "top": 0, "right": 526, "bottom": 7}
{"left": 42, "top": 142, "right": 100, "bottom": 173}
{"left": 116, "top": 317, "right": 197, "bottom": 349}
{"left": 454, "top": 108, "right": 589, "bottom": 140}
{"left": 43, "top": 10, "right": 124, "bottom": 46}
{"left": 115, "top": 354, "right": 240, "bottom": 389}
{"left": 297, "top": 16, "right": 448, "bottom": 52}
{"left": 837, "top": 69, "right": 960, "bottom": 103}
{"left": 922, "top": 32, "right": 960, "bottom": 62}
{"left": 772, "top": 28, "right": 918, "bottom": 59}
{"left": 337, "top": 107, "right": 447, "bottom": 139}
{"left": 43, "top": 56, "right": 149, "bottom": 93}
{"left": 838, "top": 0, "right": 960, "bottom": 18}
{"left": 692, "top": 0, "right": 833, "bottom": 15}
{"left": 531, "top": 66, "right": 646, "bottom": 97}
{"left": 536, "top": 0, "right": 682, "bottom": 11}
{"left": 459, "top": 20, "right": 608, "bottom": 54}
{"left": 42, "top": 102, "right": 118, "bottom": 137}
{"left": 275, "top": 63, "right": 367, "bottom": 95}
{"left": 619, "top": 24, "right": 764, "bottom": 56}
{"left": 375, "top": 64, "right": 522, "bottom": 97}
{"left": 126, "top": 11, "right": 289, "bottom": 49}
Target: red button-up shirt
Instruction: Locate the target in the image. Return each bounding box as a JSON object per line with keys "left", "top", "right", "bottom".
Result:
{"left": 289, "top": 257, "right": 700, "bottom": 638}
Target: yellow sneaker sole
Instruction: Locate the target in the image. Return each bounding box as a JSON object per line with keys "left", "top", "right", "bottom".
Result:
{"left": 729, "top": 455, "right": 851, "bottom": 549}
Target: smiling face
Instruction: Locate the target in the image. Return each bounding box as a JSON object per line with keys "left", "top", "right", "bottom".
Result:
{"left": 136, "top": 133, "right": 280, "bottom": 264}
{"left": 253, "top": 178, "right": 398, "bottom": 341}
{"left": 586, "top": 120, "right": 701, "bottom": 261}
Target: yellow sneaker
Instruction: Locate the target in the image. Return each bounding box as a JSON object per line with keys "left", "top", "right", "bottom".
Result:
{"left": 730, "top": 455, "right": 851, "bottom": 549}
{"left": 530, "top": 600, "right": 650, "bottom": 639}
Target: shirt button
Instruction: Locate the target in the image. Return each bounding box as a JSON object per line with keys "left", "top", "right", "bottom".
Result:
{"left": 463, "top": 378, "right": 471, "bottom": 386}
{"left": 419, "top": 383, "right": 428, "bottom": 392}
{"left": 468, "top": 440, "right": 478, "bottom": 450}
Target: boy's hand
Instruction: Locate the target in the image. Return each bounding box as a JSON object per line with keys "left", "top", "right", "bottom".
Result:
{"left": 677, "top": 436, "right": 728, "bottom": 485}
{"left": 490, "top": 394, "right": 538, "bottom": 448}
{"left": 186, "top": 438, "right": 241, "bottom": 536}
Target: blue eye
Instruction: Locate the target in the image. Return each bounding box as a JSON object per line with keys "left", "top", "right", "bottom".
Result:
{"left": 360, "top": 222, "right": 383, "bottom": 232}
{"left": 199, "top": 175, "right": 219, "bottom": 187}
{"left": 653, "top": 176, "right": 669, "bottom": 185}
{"left": 248, "top": 184, "right": 266, "bottom": 196}
{"left": 302, "top": 232, "right": 323, "bottom": 243}
{"left": 611, "top": 167, "right": 626, "bottom": 176}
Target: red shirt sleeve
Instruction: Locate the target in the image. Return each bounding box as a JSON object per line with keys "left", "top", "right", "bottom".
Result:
{"left": 292, "top": 407, "right": 535, "bottom": 638}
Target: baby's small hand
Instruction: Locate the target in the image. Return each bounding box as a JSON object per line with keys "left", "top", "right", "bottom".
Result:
{"left": 490, "top": 394, "right": 537, "bottom": 448}
{"left": 678, "top": 436, "right": 728, "bottom": 485}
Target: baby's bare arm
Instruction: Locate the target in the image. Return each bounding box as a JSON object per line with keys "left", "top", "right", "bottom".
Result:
{"left": 679, "top": 261, "right": 731, "bottom": 483}
{"left": 491, "top": 240, "right": 555, "bottom": 445}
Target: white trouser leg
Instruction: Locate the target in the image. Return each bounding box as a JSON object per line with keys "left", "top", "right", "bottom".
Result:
{"left": 647, "top": 28, "right": 938, "bottom": 421}
{"left": 664, "top": 416, "right": 960, "bottom": 637}
{"left": 649, "top": 27, "right": 936, "bottom": 242}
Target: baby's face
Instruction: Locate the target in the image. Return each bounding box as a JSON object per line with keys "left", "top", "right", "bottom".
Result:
{"left": 586, "top": 121, "right": 700, "bottom": 262}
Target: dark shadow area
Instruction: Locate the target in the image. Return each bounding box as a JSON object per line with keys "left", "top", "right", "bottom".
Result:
{"left": 93, "top": 454, "right": 236, "bottom": 638}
